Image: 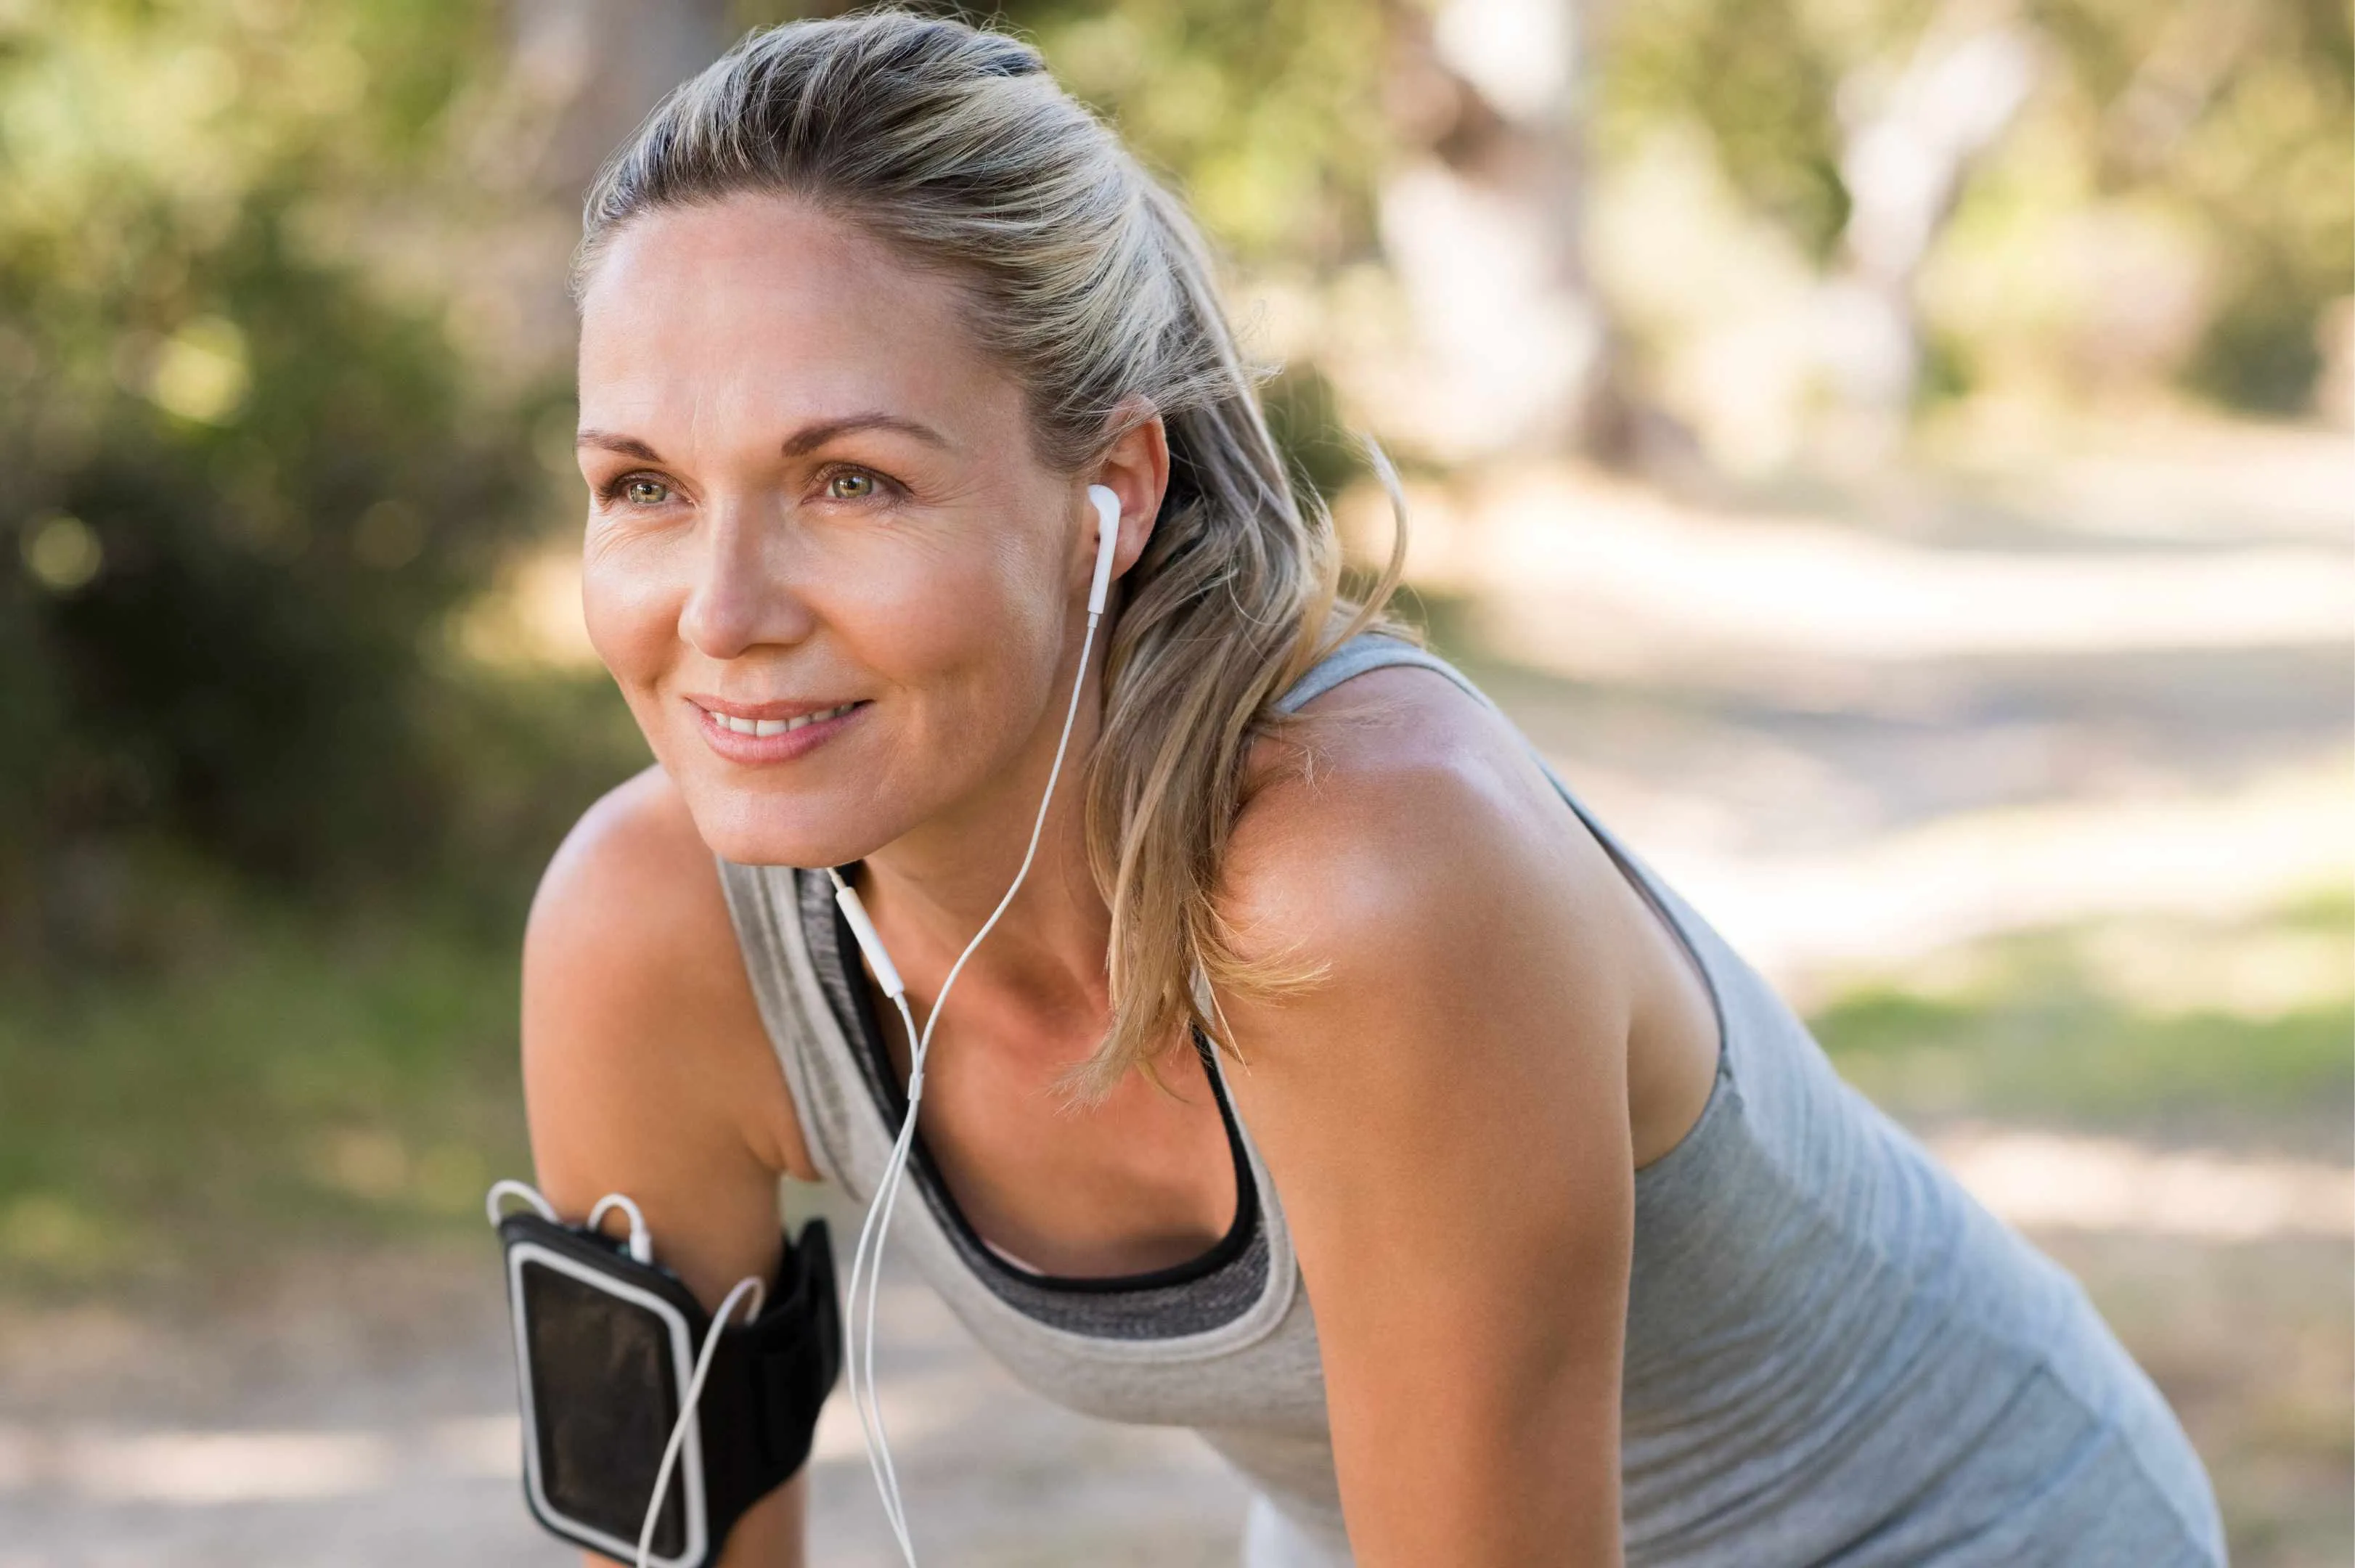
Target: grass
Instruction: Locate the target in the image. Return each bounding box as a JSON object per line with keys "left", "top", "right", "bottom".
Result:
{"left": 0, "top": 896, "right": 531, "bottom": 1297}
{"left": 1808, "top": 885, "right": 2355, "bottom": 1154}
{"left": 0, "top": 662, "right": 648, "bottom": 1299}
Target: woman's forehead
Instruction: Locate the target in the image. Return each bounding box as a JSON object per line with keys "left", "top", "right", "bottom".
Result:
{"left": 576, "top": 195, "right": 1019, "bottom": 444}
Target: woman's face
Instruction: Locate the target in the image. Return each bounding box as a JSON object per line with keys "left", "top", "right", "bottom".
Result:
{"left": 574, "top": 195, "right": 1125, "bottom": 867}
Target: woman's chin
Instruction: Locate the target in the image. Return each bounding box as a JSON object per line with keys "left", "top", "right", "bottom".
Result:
{"left": 679, "top": 783, "right": 892, "bottom": 871}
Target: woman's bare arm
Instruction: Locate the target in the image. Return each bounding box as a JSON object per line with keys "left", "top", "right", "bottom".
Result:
{"left": 1215, "top": 669, "right": 1638, "bottom": 1567}
{"left": 521, "top": 763, "right": 820, "bottom": 1567}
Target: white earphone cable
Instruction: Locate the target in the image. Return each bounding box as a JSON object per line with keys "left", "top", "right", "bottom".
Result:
{"left": 844, "top": 988, "right": 926, "bottom": 1558}
{"left": 637, "top": 1270, "right": 766, "bottom": 1568}
{"left": 836, "top": 594, "right": 1106, "bottom": 1567}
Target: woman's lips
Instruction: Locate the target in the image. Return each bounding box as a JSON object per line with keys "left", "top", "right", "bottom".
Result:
{"left": 690, "top": 698, "right": 868, "bottom": 764}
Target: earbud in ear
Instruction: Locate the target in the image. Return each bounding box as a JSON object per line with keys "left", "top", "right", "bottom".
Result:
{"left": 1085, "top": 484, "right": 1122, "bottom": 617}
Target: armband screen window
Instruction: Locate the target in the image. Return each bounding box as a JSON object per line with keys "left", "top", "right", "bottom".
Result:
{"left": 507, "top": 1241, "right": 707, "bottom": 1565}
{"left": 489, "top": 1185, "right": 838, "bottom": 1568}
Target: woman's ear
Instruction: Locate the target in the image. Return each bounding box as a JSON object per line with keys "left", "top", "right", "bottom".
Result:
{"left": 1087, "top": 396, "right": 1170, "bottom": 592}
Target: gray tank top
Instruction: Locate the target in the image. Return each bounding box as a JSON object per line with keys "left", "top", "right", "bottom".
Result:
{"left": 716, "top": 632, "right": 2226, "bottom": 1566}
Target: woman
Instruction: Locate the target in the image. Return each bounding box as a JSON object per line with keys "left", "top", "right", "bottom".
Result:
{"left": 521, "top": 12, "right": 2227, "bottom": 1566}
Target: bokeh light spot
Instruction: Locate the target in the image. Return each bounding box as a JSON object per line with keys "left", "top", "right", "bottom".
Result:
{"left": 147, "top": 315, "right": 250, "bottom": 425}
{"left": 21, "top": 512, "right": 102, "bottom": 592}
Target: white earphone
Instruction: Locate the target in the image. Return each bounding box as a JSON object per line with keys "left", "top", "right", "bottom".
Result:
{"left": 1084, "top": 480, "right": 1122, "bottom": 617}
{"left": 828, "top": 482, "right": 1122, "bottom": 1566}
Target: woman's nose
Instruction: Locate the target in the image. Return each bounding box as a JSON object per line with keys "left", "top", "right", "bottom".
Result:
{"left": 677, "top": 500, "right": 815, "bottom": 660}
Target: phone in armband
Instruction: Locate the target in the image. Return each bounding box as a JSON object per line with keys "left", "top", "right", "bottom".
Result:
{"left": 486, "top": 1180, "right": 841, "bottom": 1568}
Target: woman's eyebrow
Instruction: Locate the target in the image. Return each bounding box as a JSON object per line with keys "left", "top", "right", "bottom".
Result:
{"left": 780, "top": 412, "right": 951, "bottom": 457}
{"left": 576, "top": 429, "right": 664, "bottom": 462}
{"left": 574, "top": 415, "right": 950, "bottom": 465}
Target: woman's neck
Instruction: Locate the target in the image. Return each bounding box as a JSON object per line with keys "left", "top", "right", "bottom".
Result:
{"left": 851, "top": 643, "right": 1116, "bottom": 1031}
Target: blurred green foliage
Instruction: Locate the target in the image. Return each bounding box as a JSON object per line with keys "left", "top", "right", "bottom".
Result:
{"left": 2043, "top": 0, "right": 2351, "bottom": 411}
{"left": 1600, "top": 0, "right": 2353, "bottom": 415}
{"left": 0, "top": 0, "right": 565, "bottom": 957}
{"left": 1602, "top": 0, "right": 1869, "bottom": 263}
{"left": 0, "top": 895, "right": 531, "bottom": 1294}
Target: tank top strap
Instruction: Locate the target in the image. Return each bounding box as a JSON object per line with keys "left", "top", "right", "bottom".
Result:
{"left": 1274, "top": 631, "right": 1649, "bottom": 894}
{"left": 1270, "top": 630, "right": 1498, "bottom": 717}
{"left": 1265, "top": 628, "right": 1734, "bottom": 1083}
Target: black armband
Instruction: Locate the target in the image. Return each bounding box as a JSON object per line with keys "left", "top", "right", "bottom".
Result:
{"left": 494, "top": 1204, "right": 840, "bottom": 1567}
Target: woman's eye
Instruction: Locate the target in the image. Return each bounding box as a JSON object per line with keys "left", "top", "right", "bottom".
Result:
{"left": 623, "top": 478, "right": 672, "bottom": 506}
{"left": 826, "top": 470, "right": 878, "bottom": 501}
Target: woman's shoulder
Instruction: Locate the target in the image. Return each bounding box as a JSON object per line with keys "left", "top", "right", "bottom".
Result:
{"left": 527, "top": 764, "right": 736, "bottom": 996}
{"left": 536, "top": 761, "right": 711, "bottom": 910}
{"left": 1223, "top": 655, "right": 1636, "bottom": 1001}
{"left": 523, "top": 762, "right": 817, "bottom": 1181}
{"left": 1207, "top": 660, "right": 1643, "bottom": 1482}
{"left": 1230, "top": 656, "right": 1566, "bottom": 908}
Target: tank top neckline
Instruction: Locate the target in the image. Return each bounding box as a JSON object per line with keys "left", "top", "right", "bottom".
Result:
{"left": 803, "top": 865, "right": 1266, "bottom": 1297}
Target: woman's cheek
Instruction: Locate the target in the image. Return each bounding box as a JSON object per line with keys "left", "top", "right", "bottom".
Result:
{"left": 835, "top": 544, "right": 1021, "bottom": 685}
{"left": 579, "top": 552, "right": 685, "bottom": 693}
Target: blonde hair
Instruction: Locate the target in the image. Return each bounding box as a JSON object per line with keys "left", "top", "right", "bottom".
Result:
{"left": 577, "top": 9, "right": 1411, "bottom": 1095}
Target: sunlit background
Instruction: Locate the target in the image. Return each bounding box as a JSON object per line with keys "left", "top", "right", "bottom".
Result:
{"left": 0, "top": 1, "right": 2346, "bottom": 1563}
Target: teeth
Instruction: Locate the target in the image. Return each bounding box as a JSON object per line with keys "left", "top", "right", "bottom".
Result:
{"left": 712, "top": 703, "right": 854, "bottom": 738}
